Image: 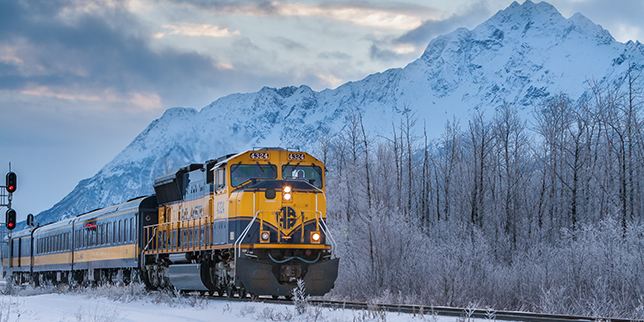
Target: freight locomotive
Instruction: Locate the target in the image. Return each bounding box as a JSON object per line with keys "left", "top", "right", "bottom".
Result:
{"left": 1, "top": 148, "right": 339, "bottom": 298}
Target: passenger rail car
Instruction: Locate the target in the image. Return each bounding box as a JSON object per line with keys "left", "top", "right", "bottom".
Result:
{"left": 2, "top": 148, "right": 338, "bottom": 298}
{"left": 2, "top": 196, "right": 157, "bottom": 285}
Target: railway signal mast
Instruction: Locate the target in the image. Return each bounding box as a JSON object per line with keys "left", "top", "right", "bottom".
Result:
{"left": 1, "top": 164, "right": 17, "bottom": 231}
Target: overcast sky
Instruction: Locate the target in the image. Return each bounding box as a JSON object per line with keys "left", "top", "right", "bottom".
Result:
{"left": 1, "top": 0, "right": 642, "bottom": 220}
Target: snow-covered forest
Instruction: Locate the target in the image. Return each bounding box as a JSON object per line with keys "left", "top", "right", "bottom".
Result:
{"left": 320, "top": 69, "right": 644, "bottom": 319}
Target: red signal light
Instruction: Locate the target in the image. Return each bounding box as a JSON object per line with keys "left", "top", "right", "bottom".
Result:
{"left": 5, "top": 209, "right": 16, "bottom": 230}
{"left": 5, "top": 172, "right": 16, "bottom": 193}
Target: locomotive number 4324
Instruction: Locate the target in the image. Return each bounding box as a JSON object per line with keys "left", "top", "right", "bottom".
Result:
{"left": 250, "top": 152, "right": 269, "bottom": 159}
{"left": 288, "top": 153, "right": 305, "bottom": 160}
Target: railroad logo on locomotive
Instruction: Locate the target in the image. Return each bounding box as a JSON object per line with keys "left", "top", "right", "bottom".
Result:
{"left": 279, "top": 206, "right": 297, "bottom": 229}
{"left": 216, "top": 201, "right": 226, "bottom": 214}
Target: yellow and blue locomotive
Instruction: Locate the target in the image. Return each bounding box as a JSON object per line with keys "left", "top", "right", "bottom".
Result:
{"left": 2, "top": 148, "right": 339, "bottom": 298}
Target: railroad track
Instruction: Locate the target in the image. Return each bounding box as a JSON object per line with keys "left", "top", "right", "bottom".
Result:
{"left": 307, "top": 300, "right": 623, "bottom": 322}
{"left": 208, "top": 295, "right": 632, "bottom": 322}
{"left": 6, "top": 282, "right": 632, "bottom": 322}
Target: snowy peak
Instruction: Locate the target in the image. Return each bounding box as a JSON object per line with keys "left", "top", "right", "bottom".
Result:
{"left": 414, "top": 0, "right": 628, "bottom": 107}
{"left": 567, "top": 13, "right": 614, "bottom": 44}
{"left": 479, "top": 0, "right": 614, "bottom": 45}
{"left": 487, "top": 0, "right": 564, "bottom": 28}
{"left": 422, "top": 0, "right": 614, "bottom": 62}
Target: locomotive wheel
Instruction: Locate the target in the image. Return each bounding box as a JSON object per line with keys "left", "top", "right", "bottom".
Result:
{"left": 148, "top": 270, "right": 158, "bottom": 288}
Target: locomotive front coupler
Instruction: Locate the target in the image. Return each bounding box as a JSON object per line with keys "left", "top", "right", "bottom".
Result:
{"left": 242, "top": 250, "right": 258, "bottom": 260}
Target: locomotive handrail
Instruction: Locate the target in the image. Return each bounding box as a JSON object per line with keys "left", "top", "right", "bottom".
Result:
{"left": 143, "top": 226, "right": 157, "bottom": 252}
{"left": 316, "top": 191, "right": 336, "bottom": 257}
{"left": 142, "top": 219, "right": 213, "bottom": 254}
{"left": 296, "top": 209, "right": 336, "bottom": 256}
{"left": 234, "top": 210, "right": 260, "bottom": 259}
{"left": 316, "top": 211, "right": 337, "bottom": 257}
{"left": 233, "top": 210, "right": 260, "bottom": 281}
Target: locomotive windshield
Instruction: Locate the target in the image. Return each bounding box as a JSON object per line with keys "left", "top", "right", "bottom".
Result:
{"left": 282, "top": 164, "right": 323, "bottom": 188}
{"left": 230, "top": 164, "right": 277, "bottom": 187}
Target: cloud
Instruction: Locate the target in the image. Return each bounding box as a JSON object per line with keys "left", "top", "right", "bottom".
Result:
{"left": 316, "top": 73, "right": 344, "bottom": 89}
{"left": 367, "top": 1, "right": 490, "bottom": 62}
{"left": 214, "top": 62, "right": 234, "bottom": 70}
{"left": 0, "top": 0, "right": 266, "bottom": 111}
{"left": 273, "top": 2, "right": 428, "bottom": 30}
{"left": 369, "top": 44, "right": 401, "bottom": 62}
{"left": 272, "top": 36, "right": 307, "bottom": 51}
{"left": 395, "top": 1, "right": 490, "bottom": 47}
{"left": 317, "top": 51, "right": 352, "bottom": 60}
{"left": 549, "top": 0, "right": 644, "bottom": 42}
{"left": 19, "top": 86, "right": 163, "bottom": 111}
{"left": 158, "top": 23, "right": 240, "bottom": 38}
{"left": 169, "top": 0, "right": 439, "bottom": 30}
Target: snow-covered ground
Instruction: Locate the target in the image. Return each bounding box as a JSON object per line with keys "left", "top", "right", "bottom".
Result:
{"left": 0, "top": 285, "right": 491, "bottom": 322}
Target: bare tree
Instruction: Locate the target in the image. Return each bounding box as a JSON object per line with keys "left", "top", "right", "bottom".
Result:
{"left": 467, "top": 109, "right": 494, "bottom": 229}
{"left": 494, "top": 102, "right": 530, "bottom": 248}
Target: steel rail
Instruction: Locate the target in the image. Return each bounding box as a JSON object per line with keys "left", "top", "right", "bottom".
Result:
{"left": 307, "top": 300, "right": 637, "bottom": 322}
{"left": 203, "top": 294, "right": 634, "bottom": 322}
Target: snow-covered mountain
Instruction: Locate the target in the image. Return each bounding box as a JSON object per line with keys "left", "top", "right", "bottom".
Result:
{"left": 36, "top": 0, "right": 644, "bottom": 224}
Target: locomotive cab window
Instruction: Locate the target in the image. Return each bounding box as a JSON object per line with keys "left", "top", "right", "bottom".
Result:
{"left": 282, "top": 164, "right": 323, "bottom": 188}
{"left": 215, "top": 167, "right": 226, "bottom": 191}
{"left": 230, "top": 164, "right": 277, "bottom": 187}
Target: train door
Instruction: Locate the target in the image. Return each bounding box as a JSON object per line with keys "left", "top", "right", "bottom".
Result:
{"left": 20, "top": 237, "right": 31, "bottom": 268}
{"left": 139, "top": 195, "right": 159, "bottom": 255}
{"left": 13, "top": 238, "right": 21, "bottom": 268}
{"left": 29, "top": 233, "right": 35, "bottom": 273}
{"left": 213, "top": 166, "right": 229, "bottom": 245}
{"left": 70, "top": 226, "right": 75, "bottom": 271}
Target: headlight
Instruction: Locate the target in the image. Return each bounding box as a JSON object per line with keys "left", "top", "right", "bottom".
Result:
{"left": 310, "top": 231, "right": 321, "bottom": 243}
{"left": 283, "top": 185, "right": 292, "bottom": 201}
{"left": 260, "top": 231, "right": 270, "bottom": 243}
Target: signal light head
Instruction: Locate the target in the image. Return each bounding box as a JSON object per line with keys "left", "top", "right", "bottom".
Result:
{"left": 5, "top": 172, "right": 16, "bottom": 193}
{"left": 5, "top": 208, "right": 16, "bottom": 230}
